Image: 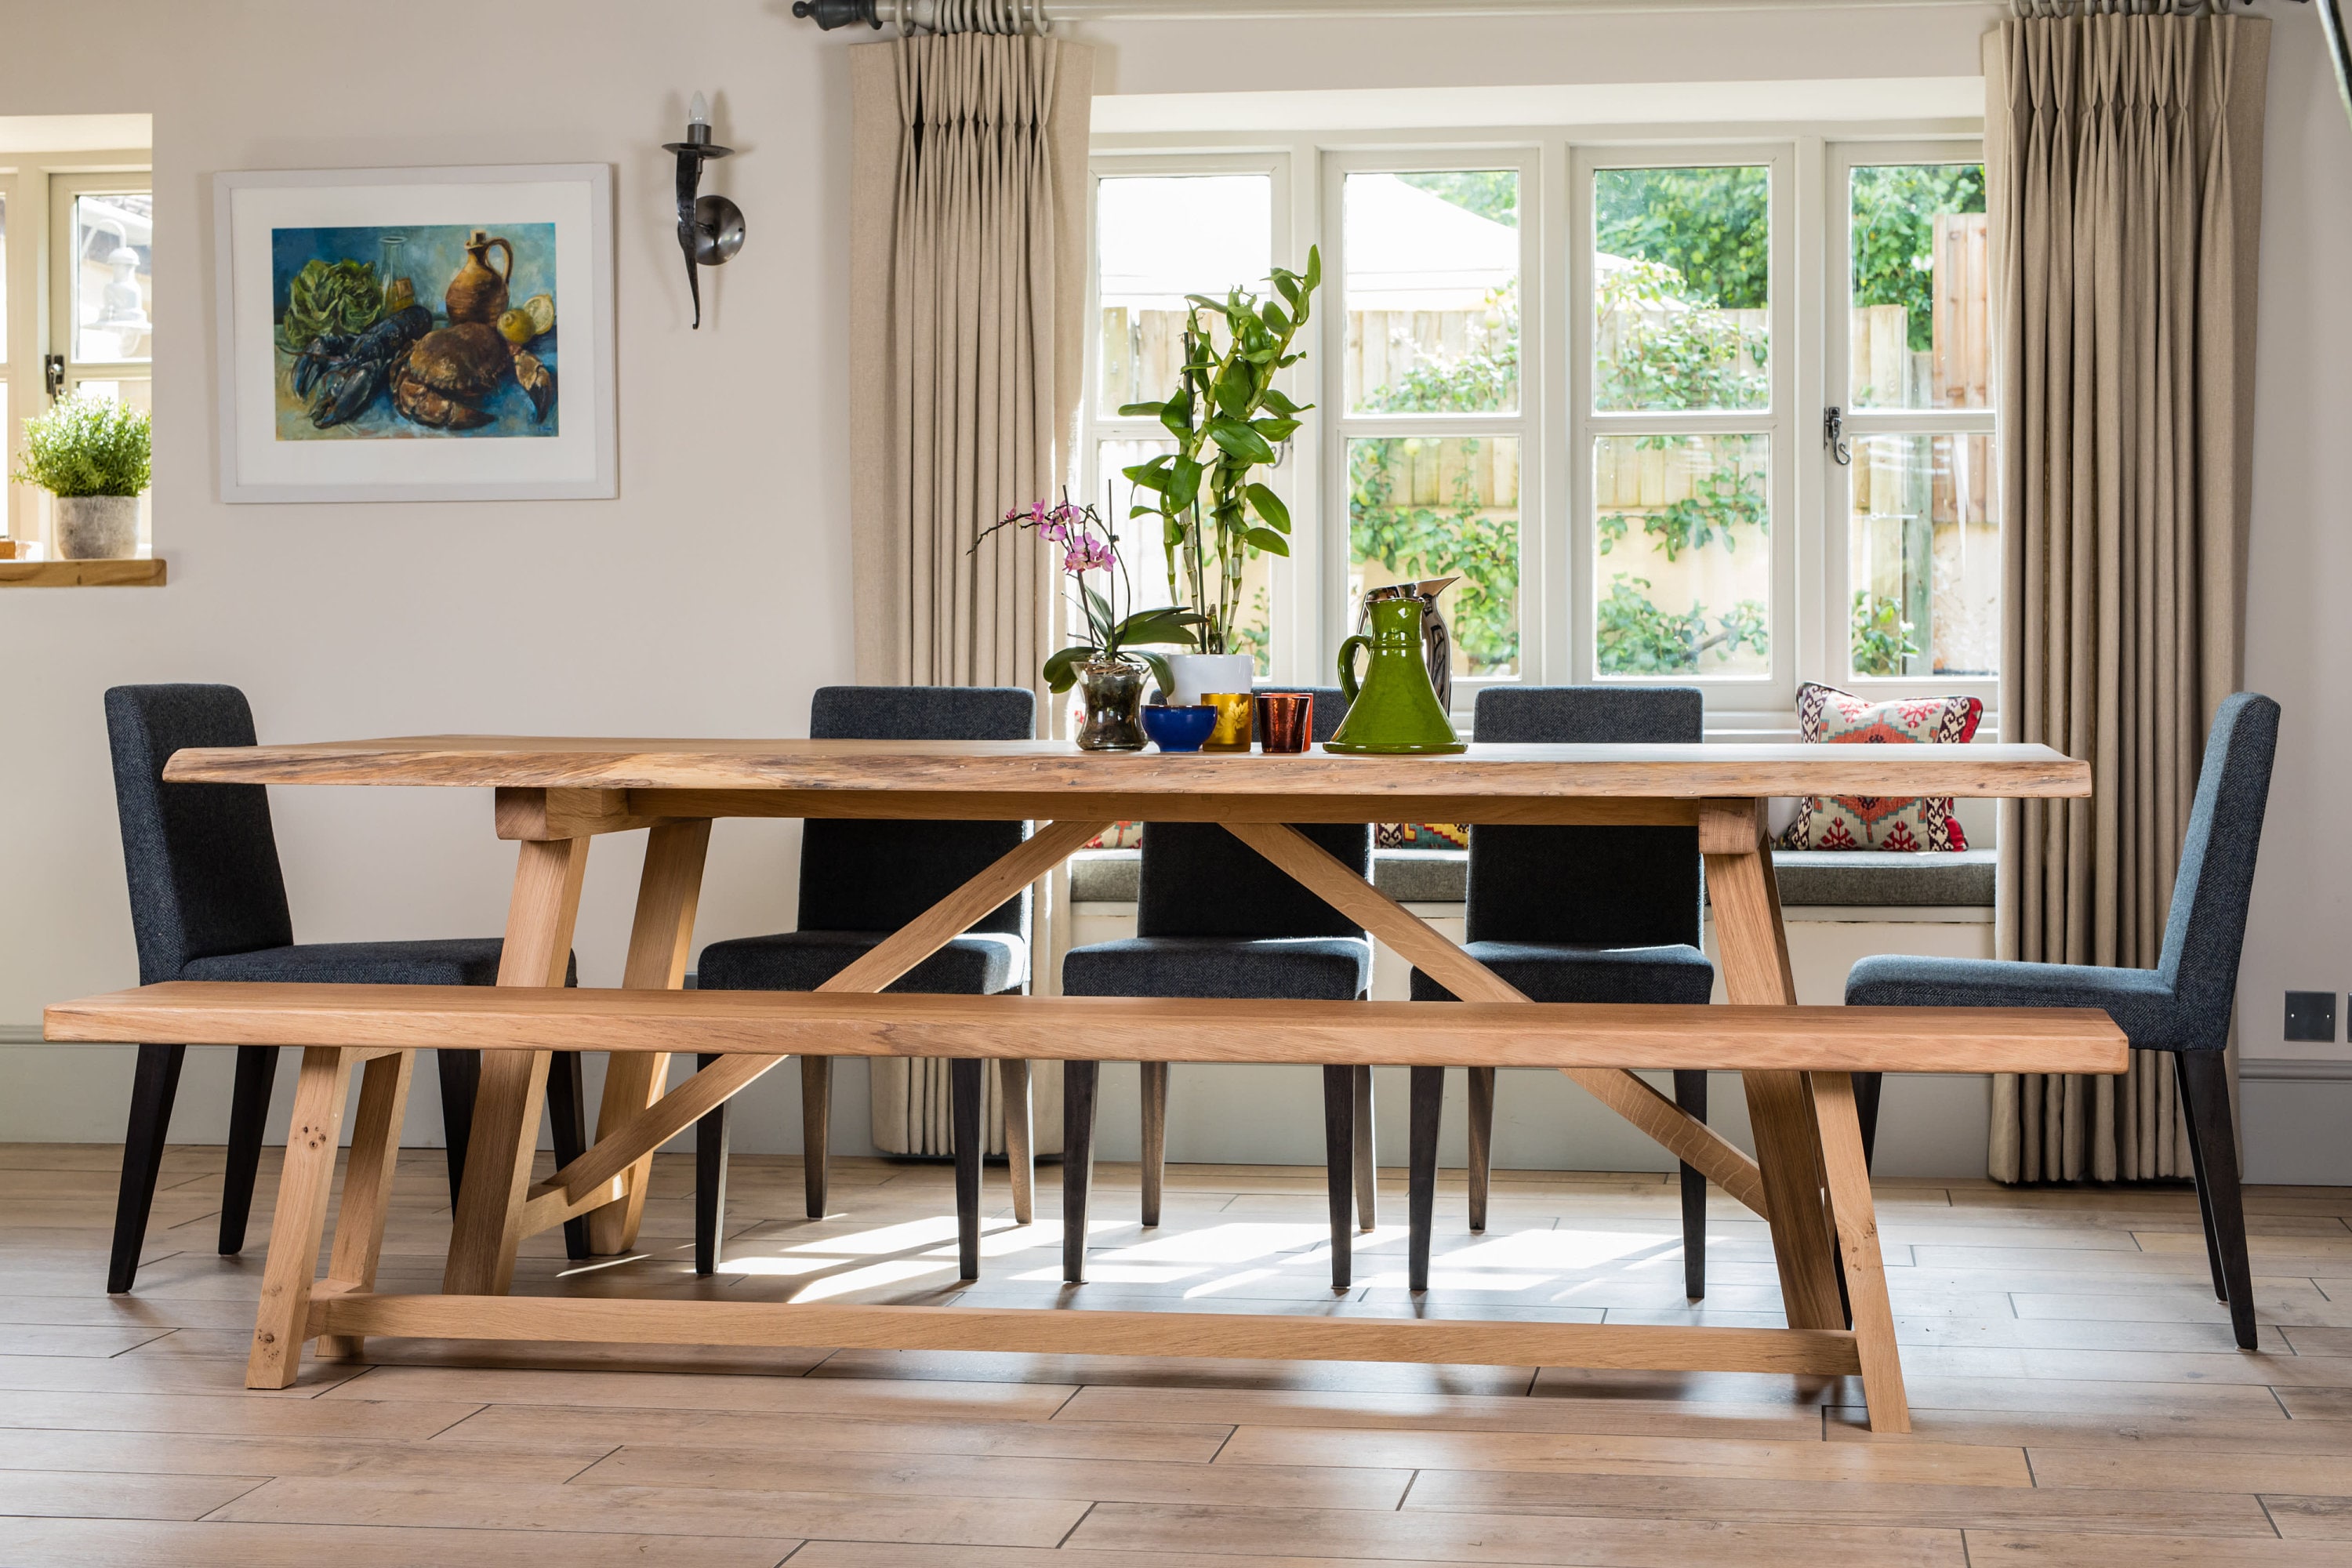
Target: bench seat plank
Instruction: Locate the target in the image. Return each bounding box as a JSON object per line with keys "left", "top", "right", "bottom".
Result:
{"left": 46, "top": 981, "right": 2129, "bottom": 1076}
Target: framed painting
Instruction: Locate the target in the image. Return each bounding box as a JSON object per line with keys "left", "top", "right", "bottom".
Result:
{"left": 214, "top": 164, "right": 615, "bottom": 503}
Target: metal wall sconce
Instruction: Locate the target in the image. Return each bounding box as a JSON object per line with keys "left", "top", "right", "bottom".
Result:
{"left": 663, "top": 93, "right": 745, "bottom": 329}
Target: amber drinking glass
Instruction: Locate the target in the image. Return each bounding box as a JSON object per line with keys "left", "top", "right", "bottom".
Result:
{"left": 1256, "top": 692, "right": 1313, "bottom": 754}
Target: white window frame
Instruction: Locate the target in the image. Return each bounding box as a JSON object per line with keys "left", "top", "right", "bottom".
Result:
{"left": 1086, "top": 119, "right": 1991, "bottom": 734}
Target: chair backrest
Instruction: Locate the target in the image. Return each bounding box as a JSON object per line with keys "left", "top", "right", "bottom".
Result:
{"left": 1137, "top": 684, "right": 1367, "bottom": 941}
{"left": 797, "top": 685, "right": 1037, "bottom": 936}
{"left": 1466, "top": 685, "right": 1704, "bottom": 948}
{"left": 104, "top": 684, "right": 295, "bottom": 983}
{"left": 2158, "top": 691, "right": 2281, "bottom": 1047}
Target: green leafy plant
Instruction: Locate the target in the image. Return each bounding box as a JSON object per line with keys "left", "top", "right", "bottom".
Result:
{"left": 1599, "top": 445, "right": 1767, "bottom": 564}
{"left": 976, "top": 495, "right": 1200, "bottom": 693}
{"left": 1595, "top": 574, "right": 1766, "bottom": 675}
{"left": 1595, "top": 260, "right": 1768, "bottom": 411}
{"left": 1596, "top": 166, "right": 1770, "bottom": 312}
{"left": 1850, "top": 590, "right": 1921, "bottom": 677}
{"left": 11, "top": 395, "right": 151, "bottom": 497}
{"left": 1120, "top": 247, "right": 1321, "bottom": 655}
{"left": 278, "top": 258, "right": 383, "bottom": 353}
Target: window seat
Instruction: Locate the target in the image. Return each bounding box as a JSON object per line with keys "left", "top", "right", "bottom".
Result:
{"left": 1068, "top": 847, "right": 1995, "bottom": 909}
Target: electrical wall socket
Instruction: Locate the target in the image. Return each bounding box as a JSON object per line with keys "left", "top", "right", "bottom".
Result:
{"left": 2284, "top": 990, "right": 2338, "bottom": 1043}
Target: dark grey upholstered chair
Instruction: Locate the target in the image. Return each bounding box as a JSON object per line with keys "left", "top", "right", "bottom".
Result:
{"left": 1406, "top": 686, "right": 1715, "bottom": 1298}
{"left": 693, "top": 685, "right": 1036, "bottom": 1278}
{"left": 1848, "top": 691, "right": 2280, "bottom": 1349}
{"left": 102, "top": 684, "right": 585, "bottom": 1294}
{"left": 1061, "top": 686, "right": 1380, "bottom": 1290}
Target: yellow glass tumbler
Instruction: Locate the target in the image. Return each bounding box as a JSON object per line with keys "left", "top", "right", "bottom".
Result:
{"left": 1203, "top": 691, "right": 1254, "bottom": 752}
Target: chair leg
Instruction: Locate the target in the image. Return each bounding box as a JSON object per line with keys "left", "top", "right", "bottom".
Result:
{"left": 219, "top": 1044, "right": 280, "bottom": 1257}
{"left": 435, "top": 1047, "right": 481, "bottom": 1209}
{"left": 953, "top": 1057, "right": 985, "bottom": 1281}
{"left": 1063, "top": 1060, "right": 1098, "bottom": 1284}
{"left": 1673, "top": 1068, "right": 1708, "bottom": 1302}
{"left": 694, "top": 1052, "right": 728, "bottom": 1277}
{"left": 1323, "top": 1065, "right": 1355, "bottom": 1290}
{"left": 1852, "top": 1070, "right": 1885, "bottom": 1171}
{"left": 108, "top": 1043, "right": 186, "bottom": 1294}
{"left": 1139, "top": 1061, "right": 1169, "bottom": 1228}
{"left": 2176, "top": 1052, "right": 2257, "bottom": 1351}
{"left": 1466, "top": 1065, "right": 1495, "bottom": 1232}
{"left": 1001, "top": 1058, "right": 1035, "bottom": 1225}
{"left": 800, "top": 1055, "right": 832, "bottom": 1218}
{"left": 1407, "top": 1066, "right": 1444, "bottom": 1294}
{"left": 543, "top": 1051, "right": 591, "bottom": 1261}
{"left": 1353, "top": 1063, "right": 1377, "bottom": 1231}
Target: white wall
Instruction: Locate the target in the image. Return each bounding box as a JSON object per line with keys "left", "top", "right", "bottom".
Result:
{"left": 2, "top": 0, "right": 2344, "bottom": 1179}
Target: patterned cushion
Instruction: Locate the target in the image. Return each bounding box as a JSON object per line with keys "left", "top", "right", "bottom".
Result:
{"left": 1375, "top": 822, "right": 1468, "bottom": 851}
{"left": 1086, "top": 822, "right": 1144, "bottom": 850}
{"left": 1780, "top": 684, "right": 1983, "bottom": 852}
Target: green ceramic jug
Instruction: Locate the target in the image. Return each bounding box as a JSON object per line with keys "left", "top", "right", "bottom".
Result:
{"left": 1327, "top": 597, "right": 1467, "bottom": 755}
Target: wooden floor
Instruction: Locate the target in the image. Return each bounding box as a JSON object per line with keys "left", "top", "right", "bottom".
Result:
{"left": 2, "top": 1144, "right": 2351, "bottom": 1566}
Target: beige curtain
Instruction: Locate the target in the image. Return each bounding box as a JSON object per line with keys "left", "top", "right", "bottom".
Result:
{"left": 848, "top": 33, "right": 1092, "bottom": 1156}
{"left": 1985, "top": 13, "right": 2266, "bottom": 1181}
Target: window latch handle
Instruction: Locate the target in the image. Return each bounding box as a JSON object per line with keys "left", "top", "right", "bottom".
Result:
{"left": 43, "top": 354, "right": 66, "bottom": 400}
{"left": 1824, "top": 406, "right": 1852, "bottom": 466}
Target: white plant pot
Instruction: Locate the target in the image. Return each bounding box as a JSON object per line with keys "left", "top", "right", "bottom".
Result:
{"left": 55, "top": 495, "right": 140, "bottom": 560}
{"left": 1160, "top": 652, "right": 1256, "bottom": 706}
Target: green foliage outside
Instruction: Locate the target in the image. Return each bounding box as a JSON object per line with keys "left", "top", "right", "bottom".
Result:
{"left": 1850, "top": 163, "right": 1984, "bottom": 353}
{"left": 1595, "top": 261, "right": 1767, "bottom": 411}
{"left": 1595, "top": 166, "right": 1769, "bottom": 310}
{"left": 1850, "top": 591, "right": 1921, "bottom": 677}
{"left": 1396, "top": 171, "right": 1519, "bottom": 229}
{"left": 1596, "top": 575, "right": 1767, "bottom": 674}
{"left": 12, "top": 395, "right": 152, "bottom": 497}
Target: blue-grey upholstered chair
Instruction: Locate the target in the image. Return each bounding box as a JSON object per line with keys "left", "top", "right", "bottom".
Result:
{"left": 693, "top": 685, "right": 1036, "bottom": 1278}
{"left": 1847, "top": 691, "right": 2280, "bottom": 1348}
{"left": 102, "top": 684, "right": 584, "bottom": 1293}
{"left": 1406, "top": 686, "right": 1715, "bottom": 1298}
{"left": 1060, "top": 686, "right": 1378, "bottom": 1289}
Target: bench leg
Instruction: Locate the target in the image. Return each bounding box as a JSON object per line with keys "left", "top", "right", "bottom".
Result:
{"left": 1063, "top": 1059, "right": 1098, "bottom": 1284}
{"left": 1139, "top": 1062, "right": 1168, "bottom": 1228}
{"left": 1323, "top": 1065, "right": 1354, "bottom": 1290}
{"left": 108, "top": 1042, "right": 185, "bottom": 1294}
{"left": 1674, "top": 1068, "right": 1708, "bottom": 1302}
{"left": 1809, "top": 1071, "right": 1907, "bottom": 1434}
{"left": 1353, "top": 1064, "right": 1377, "bottom": 1232}
{"left": 1001, "top": 1058, "right": 1035, "bottom": 1226}
{"left": 248, "top": 1047, "right": 354, "bottom": 1390}
{"left": 800, "top": 1056, "right": 833, "bottom": 1219}
{"left": 220, "top": 1044, "right": 279, "bottom": 1258}
{"left": 695, "top": 1052, "right": 728, "bottom": 1278}
{"left": 1465, "top": 1065, "right": 1494, "bottom": 1233}
{"left": 1407, "top": 1066, "right": 1443, "bottom": 1294}
{"left": 953, "top": 1057, "right": 984, "bottom": 1281}
{"left": 317, "top": 1050, "right": 414, "bottom": 1362}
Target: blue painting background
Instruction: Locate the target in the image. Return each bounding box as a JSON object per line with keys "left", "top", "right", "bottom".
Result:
{"left": 270, "top": 221, "right": 559, "bottom": 441}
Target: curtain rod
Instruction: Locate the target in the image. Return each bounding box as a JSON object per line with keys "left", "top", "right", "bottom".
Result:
{"left": 789, "top": 0, "right": 2305, "bottom": 29}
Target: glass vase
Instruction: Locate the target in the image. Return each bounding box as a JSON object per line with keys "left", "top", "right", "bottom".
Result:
{"left": 1074, "top": 659, "right": 1147, "bottom": 752}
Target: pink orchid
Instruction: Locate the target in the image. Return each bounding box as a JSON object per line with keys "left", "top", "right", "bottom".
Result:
{"left": 1063, "top": 535, "right": 1116, "bottom": 573}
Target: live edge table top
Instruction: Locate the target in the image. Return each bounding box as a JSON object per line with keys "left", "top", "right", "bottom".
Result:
{"left": 163, "top": 736, "right": 2092, "bottom": 829}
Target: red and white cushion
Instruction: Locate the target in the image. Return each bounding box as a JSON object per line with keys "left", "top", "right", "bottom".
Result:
{"left": 1780, "top": 684, "right": 1983, "bottom": 852}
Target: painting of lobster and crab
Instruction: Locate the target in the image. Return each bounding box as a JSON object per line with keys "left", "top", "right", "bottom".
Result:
{"left": 272, "top": 222, "right": 558, "bottom": 440}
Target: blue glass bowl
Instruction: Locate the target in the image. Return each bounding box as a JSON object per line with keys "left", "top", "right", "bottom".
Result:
{"left": 1141, "top": 703, "right": 1218, "bottom": 753}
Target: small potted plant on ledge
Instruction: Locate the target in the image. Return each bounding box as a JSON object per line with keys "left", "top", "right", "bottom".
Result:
{"left": 13, "top": 394, "right": 152, "bottom": 560}
{"left": 978, "top": 494, "right": 1201, "bottom": 751}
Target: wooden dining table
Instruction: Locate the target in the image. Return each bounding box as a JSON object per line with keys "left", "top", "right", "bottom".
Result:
{"left": 121, "top": 733, "right": 2103, "bottom": 1424}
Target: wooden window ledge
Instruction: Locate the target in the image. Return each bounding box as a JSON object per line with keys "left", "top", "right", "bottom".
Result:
{"left": 0, "top": 557, "right": 167, "bottom": 587}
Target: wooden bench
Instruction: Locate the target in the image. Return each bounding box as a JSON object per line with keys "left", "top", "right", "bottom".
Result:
{"left": 46, "top": 980, "right": 2127, "bottom": 1432}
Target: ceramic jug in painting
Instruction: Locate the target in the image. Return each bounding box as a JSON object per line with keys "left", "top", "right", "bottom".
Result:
{"left": 445, "top": 230, "right": 514, "bottom": 325}
{"left": 1327, "top": 596, "right": 1466, "bottom": 755}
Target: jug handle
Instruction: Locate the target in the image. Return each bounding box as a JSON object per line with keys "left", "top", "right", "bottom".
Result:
{"left": 488, "top": 236, "right": 514, "bottom": 291}
{"left": 1337, "top": 634, "right": 1370, "bottom": 705}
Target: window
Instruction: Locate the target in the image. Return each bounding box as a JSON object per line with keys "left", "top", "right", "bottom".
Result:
{"left": 1084, "top": 125, "right": 1992, "bottom": 725}
{"left": 2, "top": 151, "right": 154, "bottom": 555}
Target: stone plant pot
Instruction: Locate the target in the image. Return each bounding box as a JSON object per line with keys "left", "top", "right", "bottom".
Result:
{"left": 54, "top": 495, "right": 140, "bottom": 560}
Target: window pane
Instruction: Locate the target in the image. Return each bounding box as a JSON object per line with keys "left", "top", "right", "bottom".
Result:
{"left": 1848, "top": 433, "right": 1997, "bottom": 677}
{"left": 1345, "top": 171, "right": 1519, "bottom": 416}
{"left": 1, "top": 191, "right": 8, "bottom": 363}
{"left": 1349, "top": 434, "right": 1519, "bottom": 678}
{"left": 1594, "top": 166, "right": 1769, "bottom": 412}
{"left": 1849, "top": 164, "right": 1987, "bottom": 410}
{"left": 74, "top": 191, "right": 153, "bottom": 364}
{"left": 1594, "top": 434, "right": 1770, "bottom": 677}
{"left": 1096, "top": 175, "right": 1270, "bottom": 418}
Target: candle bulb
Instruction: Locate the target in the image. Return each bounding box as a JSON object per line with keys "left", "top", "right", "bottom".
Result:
{"left": 690, "top": 91, "right": 708, "bottom": 126}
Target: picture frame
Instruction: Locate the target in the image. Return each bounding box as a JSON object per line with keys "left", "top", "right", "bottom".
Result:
{"left": 213, "top": 163, "right": 615, "bottom": 503}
